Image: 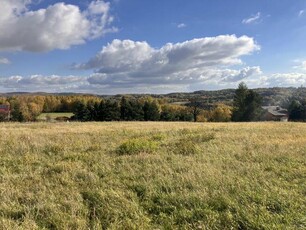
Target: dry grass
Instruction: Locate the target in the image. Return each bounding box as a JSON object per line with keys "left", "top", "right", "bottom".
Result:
{"left": 0, "top": 122, "right": 305, "bottom": 229}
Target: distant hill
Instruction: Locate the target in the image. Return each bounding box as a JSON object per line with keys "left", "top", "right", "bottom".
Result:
{"left": 1, "top": 87, "right": 306, "bottom": 108}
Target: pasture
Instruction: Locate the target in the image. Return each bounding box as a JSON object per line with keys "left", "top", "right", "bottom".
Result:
{"left": 36, "top": 113, "right": 74, "bottom": 121}
{"left": 0, "top": 122, "right": 305, "bottom": 229}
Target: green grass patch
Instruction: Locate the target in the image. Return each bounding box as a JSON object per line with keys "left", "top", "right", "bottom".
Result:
{"left": 116, "top": 138, "right": 159, "bottom": 155}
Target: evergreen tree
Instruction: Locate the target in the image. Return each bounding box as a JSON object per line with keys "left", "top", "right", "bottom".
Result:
{"left": 143, "top": 101, "right": 160, "bottom": 121}
{"left": 120, "top": 96, "right": 135, "bottom": 120}
{"left": 10, "top": 103, "right": 25, "bottom": 122}
{"left": 244, "top": 90, "right": 263, "bottom": 121}
{"left": 97, "top": 100, "right": 107, "bottom": 121}
{"left": 73, "top": 101, "right": 90, "bottom": 121}
{"left": 232, "top": 82, "right": 262, "bottom": 121}
{"left": 104, "top": 100, "right": 121, "bottom": 121}
{"left": 288, "top": 100, "right": 306, "bottom": 121}
{"left": 232, "top": 82, "right": 248, "bottom": 121}
{"left": 129, "top": 100, "right": 144, "bottom": 121}
{"left": 87, "top": 102, "right": 100, "bottom": 121}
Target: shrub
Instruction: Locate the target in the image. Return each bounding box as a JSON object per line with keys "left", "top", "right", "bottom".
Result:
{"left": 174, "top": 139, "right": 200, "bottom": 155}
{"left": 116, "top": 138, "right": 158, "bottom": 155}
{"left": 172, "top": 132, "right": 214, "bottom": 155}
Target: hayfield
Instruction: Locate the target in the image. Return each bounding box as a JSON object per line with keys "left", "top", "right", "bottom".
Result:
{"left": 0, "top": 122, "right": 305, "bottom": 229}
{"left": 37, "top": 113, "right": 74, "bottom": 121}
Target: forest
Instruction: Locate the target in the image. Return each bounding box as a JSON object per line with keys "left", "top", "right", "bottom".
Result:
{"left": 0, "top": 85, "right": 306, "bottom": 122}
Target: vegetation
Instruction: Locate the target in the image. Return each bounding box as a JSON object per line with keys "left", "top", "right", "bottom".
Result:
{"left": 1, "top": 85, "right": 306, "bottom": 122}
{"left": 232, "top": 82, "right": 263, "bottom": 121}
{"left": 71, "top": 97, "right": 193, "bottom": 122}
{"left": 0, "top": 122, "right": 305, "bottom": 229}
{"left": 288, "top": 100, "right": 306, "bottom": 121}
{"left": 37, "top": 113, "right": 74, "bottom": 121}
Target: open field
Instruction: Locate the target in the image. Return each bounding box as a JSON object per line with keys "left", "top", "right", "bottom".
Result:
{"left": 37, "top": 113, "right": 74, "bottom": 121}
{"left": 0, "top": 122, "right": 305, "bottom": 229}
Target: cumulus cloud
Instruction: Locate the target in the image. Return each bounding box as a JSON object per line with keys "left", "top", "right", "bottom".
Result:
{"left": 249, "top": 73, "right": 306, "bottom": 88}
{"left": 0, "top": 57, "right": 10, "bottom": 64}
{"left": 76, "top": 35, "right": 259, "bottom": 89}
{"left": 0, "top": 0, "right": 116, "bottom": 52}
{"left": 242, "top": 12, "right": 261, "bottom": 24}
{"left": 222, "top": 66, "right": 262, "bottom": 82}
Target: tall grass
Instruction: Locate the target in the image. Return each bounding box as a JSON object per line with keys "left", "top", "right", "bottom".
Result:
{"left": 0, "top": 122, "right": 305, "bottom": 229}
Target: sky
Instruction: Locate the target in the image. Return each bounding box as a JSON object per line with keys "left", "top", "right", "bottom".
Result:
{"left": 0, "top": 0, "right": 306, "bottom": 94}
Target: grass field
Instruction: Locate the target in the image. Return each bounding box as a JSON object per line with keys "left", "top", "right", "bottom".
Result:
{"left": 37, "top": 113, "right": 74, "bottom": 120}
{"left": 0, "top": 122, "right": 305, "bottom": 229}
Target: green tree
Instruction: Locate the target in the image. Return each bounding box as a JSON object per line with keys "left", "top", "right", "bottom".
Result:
{"left": 143, "top": 100, "right": 160, "bottom": 121}
{"left": 87, "top": 102, "right": 100, "bottom": 121}
{"left": 10, "top": 102, "right": 25, "bottom": 122}
{"left": 99, "top": 100, "right": 120, "bottom": 121}
{"left": 129, "top": 100, "right": 144, "bottom": 121}
{"left": 288, "top": 100, "right": 306, "bottom": 121}
{"left": 244, "top": 90, "right": 263, "bottom": 121}
{"left": 232, "top": 82, "right": 262, "bottom": 121}
{"left": 232, "top": 82, "right": 249, "bottom": 121}
{"left": 120, "top": 96, "right": 134, "bottom": 120}
{"left": 73, "top": 101, "right": 90, "bottom": 121}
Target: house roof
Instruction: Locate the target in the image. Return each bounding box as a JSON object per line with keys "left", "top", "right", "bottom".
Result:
{"left": 262, "top": 106, "right": 288, "bottom": 117}
{"left": 0, "top": 104, "right": 10, "bottom": 113}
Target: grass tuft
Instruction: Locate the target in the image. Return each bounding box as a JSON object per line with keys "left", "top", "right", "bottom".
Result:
{"left": 116, "top": 138, "right": 159, "bottom": 155}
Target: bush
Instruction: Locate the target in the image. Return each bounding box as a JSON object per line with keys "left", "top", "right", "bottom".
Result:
{"left": 172, "top": 132, "right": 215, "bottom": 155}
{"left": 116, "top": 138, "right": 158, "bottom": 155}
{"left": 174, "top": 139, "right": 200, "bottom": 155}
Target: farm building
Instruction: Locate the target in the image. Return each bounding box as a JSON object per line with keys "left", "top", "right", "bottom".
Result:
{"left": 0, "top": 104, "right": 10, "bottom": 120}
{"left": 262, "top": 106, "right": 288, "bottom": 122}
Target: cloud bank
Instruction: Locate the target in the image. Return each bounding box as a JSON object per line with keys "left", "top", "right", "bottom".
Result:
{"left": 0, "top": 0, "right": 116, "bottom": 52}
{"left": 0, "top": 35, "right": 264, "bottom": 93}
{"left": 1, "top": 75, "right": 87, "bottom": 92}
{"left": 1, "top": 34, "right": 304, "bottom": 94}
{"left": 76, "top": 35, "right": 260, "bottom": 89}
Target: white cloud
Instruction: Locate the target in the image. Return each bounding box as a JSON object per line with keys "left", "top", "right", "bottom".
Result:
{"left": 302, "top": 61, "right": 306, "bottom": 70}
{"left": 1, "top": 70, "right": 306, "bottom": 94}
{"left": 0, "top": 0, "right": 116, "bottom": 52}
{"left": 242, "top": 12, "right": 261, "bottom": 24}
{"left": 0, "top": 75, "right": 87, "bottom": 92}
{"left": 293, "top": 60, "right": 306, "bottom": 71}
{"left": 0, "top": 57, "right": 10, "bottom": 64}
{"left": 177, "top": 23, "right": 187, "bottom": 28}
{"left": 76, "top": 35, "right": 259, "bottom": 89}
{"left": 251, "top": 73, "right": 306, "bottom": 88}
{"left": 299, "top": 10, "right": 304, "bottom": 17}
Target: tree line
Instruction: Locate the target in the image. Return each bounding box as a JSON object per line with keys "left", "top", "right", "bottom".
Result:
{"left": 72, "top": 97, "right": 194, "bottom": 122}
{"left": 0, "top": 83, "right": 305, "bottom": 122}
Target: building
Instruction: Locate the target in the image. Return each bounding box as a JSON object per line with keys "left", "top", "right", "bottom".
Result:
{"left": 0, "top": 105, "right": 11, "bottom": 120}
{"left": 262, "top": 106, "right": 288, "bottom": 122}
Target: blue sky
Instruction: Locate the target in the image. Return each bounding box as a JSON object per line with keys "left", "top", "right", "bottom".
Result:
{"left": 0, "top": 0, "right": 306, "bottom": 94}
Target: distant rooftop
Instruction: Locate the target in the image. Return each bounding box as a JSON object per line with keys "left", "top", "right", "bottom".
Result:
{"left": 262, "top": 106, "right": 288, "bottom": 116}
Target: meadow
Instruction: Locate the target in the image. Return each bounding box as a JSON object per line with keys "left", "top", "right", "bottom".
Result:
{"left": 36, "top": 113, "right": 74, "bottom": 121}
{"left": 0, "top": 122, "right": 305, "bottom": 229}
